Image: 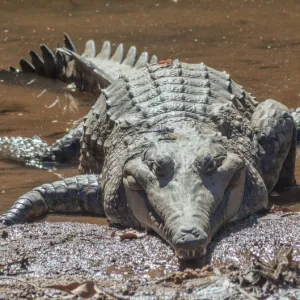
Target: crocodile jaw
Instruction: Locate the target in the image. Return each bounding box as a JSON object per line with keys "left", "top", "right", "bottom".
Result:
{"left": 123, "top": 139, "right": 246, "bottom": 260}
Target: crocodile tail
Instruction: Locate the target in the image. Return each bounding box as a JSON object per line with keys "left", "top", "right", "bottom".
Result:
{"left": 12, "top": 33, "right": 158, "bottom": 93}
{"left": 0, "top": 123, "right": 83, "bottom": 167}
{"left": 64, "top": 39, "right": 158, "bottom": 93}
{"left": 17, "top": 33, "right": 76, "bottom": 80}
{"left": 0, "top": 136, "right": 53, "bottom": 168}
{"left": 0, "top": 174, "right": 103, "bottom": 227}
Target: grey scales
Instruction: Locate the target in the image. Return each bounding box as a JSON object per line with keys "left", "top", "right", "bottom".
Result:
{"left": 0, "top": 34, "right": 297, "bottom": 260}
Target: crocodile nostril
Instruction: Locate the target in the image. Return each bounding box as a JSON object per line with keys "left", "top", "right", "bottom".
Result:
{"left": 174, "top": 228, "right": 208, "bottom": 250}
{"left": 180, "top": 227, "right": 202, "bottom": 238}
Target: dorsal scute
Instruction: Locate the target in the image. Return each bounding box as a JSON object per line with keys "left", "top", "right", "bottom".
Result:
{"left": 54, "top": 39, "right": 159, "bottom": 98}
{"left": 205, "top": 64, "right": 258, "bottom": 116}
{"left": 103, "top": 60, "right": 257, "bottom": 131}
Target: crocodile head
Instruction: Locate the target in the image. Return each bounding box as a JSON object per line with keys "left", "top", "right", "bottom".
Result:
{"left": 123, "top": 136, "right": 246, "bottom": 260}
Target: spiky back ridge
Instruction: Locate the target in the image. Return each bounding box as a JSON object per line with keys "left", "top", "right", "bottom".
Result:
{"left": 80, "top": 60, "right": 260, "bottom": 226}
{"left": 70, "top": 40, "right": 158, "bottom": 94}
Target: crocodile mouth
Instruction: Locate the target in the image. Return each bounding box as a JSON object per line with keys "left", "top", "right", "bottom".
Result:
{"left": 123, "top": 157, "right": 245, "bottom": 261}
{"left": 175, "top": 247, "right": 207, "bottom": 260}
{"left": 149, "top": 206, "right": 208, "bottom": 260}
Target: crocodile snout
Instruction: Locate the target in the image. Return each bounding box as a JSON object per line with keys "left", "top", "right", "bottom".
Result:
{"left": 173, "top": 227, "right": 208, "bottom": 259}
{"left": 173, "top": 227, "right": 208, "bottom": 251}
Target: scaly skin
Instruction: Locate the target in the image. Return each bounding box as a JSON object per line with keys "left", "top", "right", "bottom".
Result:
{"left": 290, "top": 108, "right": 300, "bottom": 140}
{"left": 0, "top": 35, "right": 296, "bottom": 260}
{"left": 80, "top": 61, "right": 280, "bottom": 259}
{"left": 0, "top": 124, "right": 83, "bottom": 167}
{"left": 0, "top": 34, "right": 158, "bottom": 166}
{"left": 1, "top": 175, "right": 102, "bottom": 226}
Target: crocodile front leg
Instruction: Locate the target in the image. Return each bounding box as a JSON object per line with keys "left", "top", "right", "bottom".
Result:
{"left": 0, "top": 174, "right": 103, "bottom": 226}
{"left": 251, "top": 99, "right": 296, "bottom": 192}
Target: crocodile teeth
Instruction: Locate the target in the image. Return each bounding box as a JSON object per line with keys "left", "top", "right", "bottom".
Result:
{"left": 175, "top": 247, "right": 206, "bottom": 260}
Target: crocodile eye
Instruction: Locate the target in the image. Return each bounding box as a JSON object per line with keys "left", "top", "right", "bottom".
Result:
{"left": 148, "top": 157, "right": 175, "bottom": 178}
{"left": 204, "top": 155, "right": 216, "bottom": 172}
{"left": 142, "top": 145, "right": 175, "bottom": 178}
{"left": 150, "top": 162, "right": 165, "bottom": 177}
{"left": 195, "top": 155, "right": 216, "bottom": 173}
{"left": 195, "top": 154, "right": 225, "bottom": 174}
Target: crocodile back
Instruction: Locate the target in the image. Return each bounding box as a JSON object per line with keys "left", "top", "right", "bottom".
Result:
{"left": 79, "top": 60, "right": 261, "bottom": 227}
{"left": 80, "top": 60, "right": 258, "bottom": 173}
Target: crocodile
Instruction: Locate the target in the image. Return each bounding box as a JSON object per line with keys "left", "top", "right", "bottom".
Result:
{"left": 0, "top": 34, "right": 297, "bottom": 260}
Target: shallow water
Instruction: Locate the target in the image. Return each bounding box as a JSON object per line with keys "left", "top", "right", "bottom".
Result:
{"left": 0, "top": 0, "right": 300, "bottom": 221}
